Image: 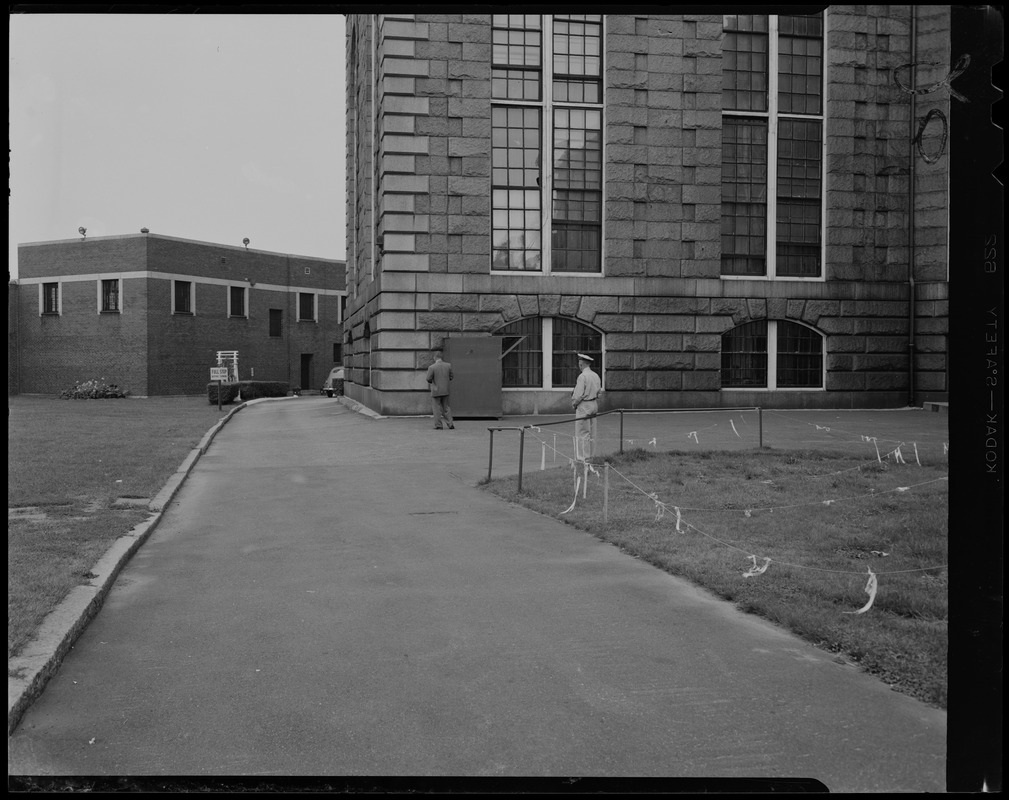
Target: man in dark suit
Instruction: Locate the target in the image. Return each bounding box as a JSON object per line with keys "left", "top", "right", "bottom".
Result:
{"left": 425, "top": 350, "right": 455, "bottom": 430}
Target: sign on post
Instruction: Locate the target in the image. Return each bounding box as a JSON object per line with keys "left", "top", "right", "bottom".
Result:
{"left": 210, "top": 366, "right": 230, "bottom": 411}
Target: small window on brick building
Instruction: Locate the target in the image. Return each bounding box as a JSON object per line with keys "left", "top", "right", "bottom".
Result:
{"left": 298, "top": 292, "right": 316, "bottom": 322}
{"left": 42, "top": 282, "right": 59, "bottom": 314}
{"left": 173, "top": 280, "right": 193, "bottom": 314}
{"left": 269, "top": 309, "right": 283, "bottom": 337}
{"left": 101, "top": 279, "right": 120, "bottom": 313}
{"left": 333, "top": 343, "right": 342, "bottom": 363}
{"left": 229, "top": 286, "right": 246, "bottom": 318}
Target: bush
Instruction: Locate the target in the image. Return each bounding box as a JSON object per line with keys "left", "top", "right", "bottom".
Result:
{"left": 60, "top": 379, "right": 130, "bottom": 399}
{"left": 207, "top": 382, "right": 241, "bottom": 405}
{"left": 237, "top": 380, "right": 290, "bottom": 400}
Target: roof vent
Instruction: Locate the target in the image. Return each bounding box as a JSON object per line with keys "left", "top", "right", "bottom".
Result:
{"left": 140, "top": 227, "right": 150, "bottom": 233}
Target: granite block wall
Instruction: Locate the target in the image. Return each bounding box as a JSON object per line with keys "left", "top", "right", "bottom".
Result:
{"left": 343, "top": 9, "right": 950, "bottom": 415}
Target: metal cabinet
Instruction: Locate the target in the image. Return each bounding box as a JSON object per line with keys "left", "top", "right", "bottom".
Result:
{"left": 443, "top": 337, "right": 502, "bottom": 419}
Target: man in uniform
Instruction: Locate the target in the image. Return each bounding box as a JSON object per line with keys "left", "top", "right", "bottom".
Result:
{"left": 570, "top": 353, "right": 601, "bottom": 460}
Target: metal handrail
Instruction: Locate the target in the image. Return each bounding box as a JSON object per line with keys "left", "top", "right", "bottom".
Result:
{"left": 487, "top": 407, "right": 763, "bottom": 488}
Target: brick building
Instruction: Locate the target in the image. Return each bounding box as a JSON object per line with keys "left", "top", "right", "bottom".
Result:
{"left": 343, "top": 9, "right": 952, "bottom": 416}
{"left": 11, "top": 233, "right": 346, "bottom": 396}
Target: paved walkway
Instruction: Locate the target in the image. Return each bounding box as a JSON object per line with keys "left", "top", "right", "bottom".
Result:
{"left": 8, "top": 398, "right": 947, "bottom": 789}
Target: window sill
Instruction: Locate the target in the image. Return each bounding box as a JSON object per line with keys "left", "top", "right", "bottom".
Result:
{"left": 229, "top": 315, "right": 248, "bottom": 319}
{"left": 490, "top": 270, "right": 605, "bottom": 278}
{"left": 721, "top": 387, "right": 825, "bottom": 392}
{"left": 41, "top": 311, "right": 60, "bottom": 316}
{"left": 721, "top": 274, "right": 826, "bottom": 282}
{"left": 99, "top": 310, "right": 121, "bottom": 315}
{"left": 173, "top": 311, "right": 194, "bottom": 316}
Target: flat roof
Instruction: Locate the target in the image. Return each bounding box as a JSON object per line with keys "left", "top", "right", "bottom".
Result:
{"left": 17, "top": 232, "right": 344, "bottom": 264}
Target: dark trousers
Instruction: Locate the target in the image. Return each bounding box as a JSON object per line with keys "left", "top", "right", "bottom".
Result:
{"left": 431, "top": 395, "right": 453, "bottom": 428}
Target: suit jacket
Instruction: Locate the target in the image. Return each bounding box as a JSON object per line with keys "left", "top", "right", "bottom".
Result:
{"left": 426, "top": 360, "right": 453, "bottom": 396}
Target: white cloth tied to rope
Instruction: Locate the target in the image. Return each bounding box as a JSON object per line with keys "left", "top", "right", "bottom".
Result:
{"left": 742, "top": 555, "right": 771, "bottom": 578}
{"left": 730, "top": 420, "right": 741, "bottom": 438}
{"left": 687, "top": 431, "right": 699, "bottom": 443}
{"left": 561, "top": 476, "right": 581, "bottom": 515}
{"left": 843, "top": 567, "right": 878, "bottom": 614}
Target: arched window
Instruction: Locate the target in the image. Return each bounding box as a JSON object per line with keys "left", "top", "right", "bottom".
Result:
{"left": 496, "top": 316, "right": 602, "bottom": 388}
{"left": 722, "top": 319, "right": 823, "bottom": 389}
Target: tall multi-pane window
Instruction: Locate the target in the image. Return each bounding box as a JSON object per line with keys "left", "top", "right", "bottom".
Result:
{"left": 721, "top": 13, "right": 824, "bottom": 278}
{"left": 492, "top": 14, "right": 603, "bottom": 274}
{"left": 721, "top": 320, "right": 823, "bottom": 389}
{"left": 496, "top": 317, "right": 602, "bottom": 389}
{"left": 42, "top": 282, "right": 59, "bottom": 314}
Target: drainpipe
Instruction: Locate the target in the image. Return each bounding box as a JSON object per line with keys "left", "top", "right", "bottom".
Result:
{"left": 907, "top": 6, "right": 917, "bottom": 407}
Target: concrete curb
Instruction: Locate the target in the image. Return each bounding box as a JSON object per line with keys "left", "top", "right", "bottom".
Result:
{"left": 337, "top": 394, "right": 385, "bottom": 419}
{"left": 7, "top": 395, "right": 293, "bottom": 736}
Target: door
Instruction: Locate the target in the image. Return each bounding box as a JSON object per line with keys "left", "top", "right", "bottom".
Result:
{"left": 443, "top": 337, "right": 502, "bottom": 418}
{"left": 300, "top": 354, "right": 313, "bottom": 392}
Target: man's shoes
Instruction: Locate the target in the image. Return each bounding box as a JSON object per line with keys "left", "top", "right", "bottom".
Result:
{"left": 434, "top": 427, "right": 443, "bottom": 430}
{"left": 447, "top": 424, "right": 455, "bottom": 429}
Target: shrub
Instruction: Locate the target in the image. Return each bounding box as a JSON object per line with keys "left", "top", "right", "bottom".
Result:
{"left": 237, "top": 380, "right": 290, "bottom": 400}
{"left": 207, "top": 382, "right": 241, "bottom": 405}
{"left": 59, "top": 379, "right": 130, "bottom": 399}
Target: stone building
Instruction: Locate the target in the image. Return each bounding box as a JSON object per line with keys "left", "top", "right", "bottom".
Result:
{"left": 12, "top": 232, "right": 346, "bottom": 396}
{"left": 343, "top": 10, "right": 952, "bottom": 416}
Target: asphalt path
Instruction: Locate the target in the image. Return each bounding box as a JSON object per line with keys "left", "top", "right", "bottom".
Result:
{"left": 8, "top": 398, "right": 947, "bottom": 789}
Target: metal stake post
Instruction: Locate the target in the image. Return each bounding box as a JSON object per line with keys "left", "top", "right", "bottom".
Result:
{"left": 487, "top": 429, "right": 495, "bottom": 482}
{"left": 603, "top": 463, "right": 609, "bottom": 523}
{"left": 517, "top": 428, "right": 526, "bottom": 494}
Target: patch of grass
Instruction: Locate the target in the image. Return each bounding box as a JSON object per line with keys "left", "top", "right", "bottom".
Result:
{"left": 8, "top": 395, "right": 228, "bottom": 660}
{"left": 483, "top": 448, "right": 949, "bottom": 708}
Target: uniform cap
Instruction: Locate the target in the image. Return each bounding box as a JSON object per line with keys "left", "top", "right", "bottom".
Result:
{"left": 576, "top": 353, "right": 593, "bottom": 362}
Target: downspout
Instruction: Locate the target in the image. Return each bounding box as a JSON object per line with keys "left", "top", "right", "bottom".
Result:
{"left": 907, "top": 6, "right": 917, "bottom": 407}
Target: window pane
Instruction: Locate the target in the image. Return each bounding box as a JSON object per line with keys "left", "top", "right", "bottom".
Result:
{"left": 492, "top": 107, "right": 542, "bottom": 271}
{"left": 552, "top": 107, "right": 602, "bottom": 273}
{"left": 269, "top": 308, "right": 282, "bottom": 337}
{"left": 175, "top": 281, "right": 191, "bottom": 313}
{"left": 776, "top": 118, "right": 822, "bottom": 277}
{"left": 43, "top": 283, "right": 58, "bottom": 313}
{"left": 497, "top": 317, "right": 543, "bottom": 387}
{"left": 721, "top": 320, "right": 768, "bottom": 387}
{"left": 722, "top": 16, "right": 768, "bottom": 112}
{"left": 553, "top": 15, "right": 602, "bottom": 102}
{"left": 492, "top": 16, "right": 542, "bottom": 99}
{"left": 721, "top": 118, "right": 768, "bottom": 275}
{"left": 102, "top": 280, "right": 119, "bottom": 312}
{"left": 299, "top": 292, "right": 314, "bottom": 320}
{"left": 776, "top": 321, "right": 823, "bottom": 387}
{"left": 778, "top": 13, "right": 823, "bottom": 114}
{"left": 552, "top": 318, "right": 601, "bottom": 387}
{"left": 230, "top": 286, "right": 245, "bottom": 316}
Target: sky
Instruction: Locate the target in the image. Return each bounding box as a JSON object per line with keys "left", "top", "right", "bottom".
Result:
{"left": 9, "top": 12, "right": 347, "bottom": 279}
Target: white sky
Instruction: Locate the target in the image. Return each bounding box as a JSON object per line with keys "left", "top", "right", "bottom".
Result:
{"left": 9, "top": 13, "right": 347, "bottom": 279}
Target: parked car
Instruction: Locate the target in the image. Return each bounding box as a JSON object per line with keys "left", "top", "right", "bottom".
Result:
{"left": 321, "top": 366, "right": 345, "bottom": 397}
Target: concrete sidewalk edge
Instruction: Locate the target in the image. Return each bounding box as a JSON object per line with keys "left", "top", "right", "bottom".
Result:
{"left": 6, "top": 395, "right": 293, "bottom": 736}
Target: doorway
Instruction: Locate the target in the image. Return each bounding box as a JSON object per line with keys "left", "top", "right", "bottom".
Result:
{"left": 300, "top": 354, "right": 313, "bottom": 392}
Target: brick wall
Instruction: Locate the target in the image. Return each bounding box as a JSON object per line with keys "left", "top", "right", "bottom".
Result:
{"left": 15, "top": 234, "right": 345, "bottom": 396}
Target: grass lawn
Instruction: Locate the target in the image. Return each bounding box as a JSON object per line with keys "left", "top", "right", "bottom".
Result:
{"left": 483, "top": 447, "right": 949, "bottom": 709}
{"left": 8, "top": 395, "right": 231, "bottom": 660}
